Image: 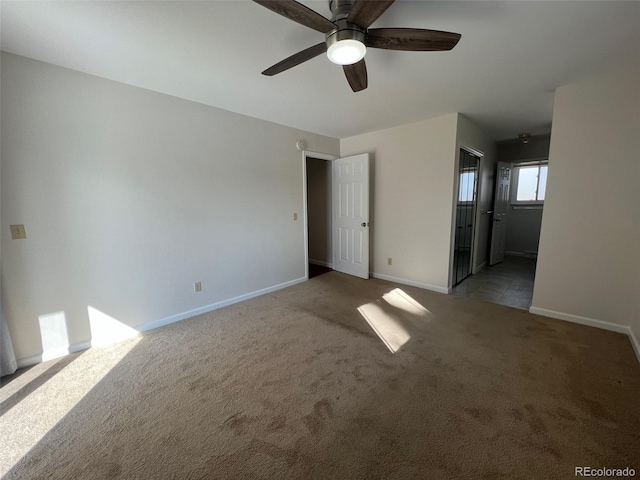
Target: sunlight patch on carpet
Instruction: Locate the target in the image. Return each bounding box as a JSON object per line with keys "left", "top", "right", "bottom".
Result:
{"left": 0, "top": 316, "right": 140, "bottom": 476}
{"left": 358, "top": 289, "right": 431, "bottom": 353}
{"left": 358, "top": 302, "right": 410, "bottom": 353}
{"left": 382, "top": 288, "right": 431, "bottom": 317}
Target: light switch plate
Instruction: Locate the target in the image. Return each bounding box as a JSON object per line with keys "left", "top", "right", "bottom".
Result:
{"left": 10, "top": 224, "right": 27, "bottom": 240}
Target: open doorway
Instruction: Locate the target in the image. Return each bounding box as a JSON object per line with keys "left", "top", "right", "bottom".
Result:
{"left": 305, "top": 155, "right": 333, "bottom": 279}
{"left": 303, "top": 151, "right": 371, "bottom": 280}
{"left": 452, "top": 134, "right": 550, "bottom": 310}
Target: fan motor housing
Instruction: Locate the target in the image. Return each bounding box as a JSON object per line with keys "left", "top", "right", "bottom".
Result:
{"left": 326, "top": 19, "right": 366, "bottom": 49}
{"left": 329, "top": 0, "right": 355, "bottom": 22}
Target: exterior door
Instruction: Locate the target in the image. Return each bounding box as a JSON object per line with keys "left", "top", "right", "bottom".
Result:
{"left": 332, "top": 153, "right": 370, "bottom": 279}
{"left": 489, "top": 162, "right": 511, "bottom": 265}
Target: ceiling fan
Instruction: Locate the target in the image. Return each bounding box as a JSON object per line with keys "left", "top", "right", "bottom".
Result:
{"left": 253, "top": 0, "right": 461, "bottom": 92}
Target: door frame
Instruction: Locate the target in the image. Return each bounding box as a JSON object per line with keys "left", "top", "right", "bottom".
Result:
{"left": 449, "top": 145, "right": 484, "bottom": 289}
{"left": 302, "top": 150, "right": 338, "bottom": 280}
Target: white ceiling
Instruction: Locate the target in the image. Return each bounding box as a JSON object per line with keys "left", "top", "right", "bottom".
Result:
{"left": 1, "top": 1, "right": 638, "bottom": 140}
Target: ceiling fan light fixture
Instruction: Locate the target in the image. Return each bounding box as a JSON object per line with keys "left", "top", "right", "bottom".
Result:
{"left": 253, "top": 0, "right": 462, "bottom": 92}
{"left": 327, "top": 39, "right": 367, "bottom": 65}
{"left": 326, "top": 23, "right": 367, "bottom": 66}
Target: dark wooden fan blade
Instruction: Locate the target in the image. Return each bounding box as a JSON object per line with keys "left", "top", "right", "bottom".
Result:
{"left": 253, "top": 0, "right": 336, "bottom": 33}
{"left": 262, "top": 42, "right": 328, "bottom": 76}
{"left": 367, "top": 28, "right": 461, "bottom": 51}
{"left": 348, "top": 0, "right": 395, "bottom": 29}
{"left": 343, "top": 59, "right": 368, "bottom": 92}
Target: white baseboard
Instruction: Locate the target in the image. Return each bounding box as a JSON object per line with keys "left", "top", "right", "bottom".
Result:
{"left": 529, "top": 306, "right": 640, "bottom": 365}
{"left": 309, "top": 259, "right": 333, "bottom": 268}
{"left": 528, "top": 307, "right": 630, "bottom": 334}
{"left": 629, "top": 330, "right": 640, "bottom": 365}
{"left": 505, "top": 251, "right": 538, "bottom": 258}
{"left": 371, "top": 272, "right": 450, "bottom": 295}
{"left": 17, "top": 340, "right": 92, "bottom": 369}
{"left": 15, "top": 277, "right": 307, "bottom": 369}
{"left": 472, "top": 261, "right": 487, "bottom": 275}
{"left": 137, "top": 276, "right": 307, "bottom": 333}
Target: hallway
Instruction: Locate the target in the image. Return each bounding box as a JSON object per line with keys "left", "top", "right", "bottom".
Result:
{"left": 452, "top": 255, "right": 536, "bottom": 310}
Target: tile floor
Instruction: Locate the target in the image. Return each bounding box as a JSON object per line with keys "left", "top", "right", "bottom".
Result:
{"left": 452, "top": 255, "right": 537, "bottom": 310}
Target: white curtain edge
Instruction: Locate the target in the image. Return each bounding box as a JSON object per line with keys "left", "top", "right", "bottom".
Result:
{"left": 1, "top": 310, "right": 18, "bottom": 377}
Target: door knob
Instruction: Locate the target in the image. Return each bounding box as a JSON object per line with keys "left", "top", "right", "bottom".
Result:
{"left": 361, "top": 222, "right": 368, "bottom": 227}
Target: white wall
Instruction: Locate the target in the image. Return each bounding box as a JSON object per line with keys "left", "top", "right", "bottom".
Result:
{"left": 340, "top": 113, "right": 458, "bottom": 293}
{"left": 505, "top": 209, "right": 542, "bottom": 255}
{"left": 455, "top": 114, "right": 497, "bottom": 275}
{"left": 532, "top": 62, "right": 640, "bottom": 348}
{"left": 1, "top": 53, "right": 339, "bottom": 362}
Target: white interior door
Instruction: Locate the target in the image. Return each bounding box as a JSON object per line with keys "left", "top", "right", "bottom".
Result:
{"left": 490, "top": 161, "right": 511, "bottom": 265}
{"left": 332, "top": 153, "right": 370, "bottom": 279}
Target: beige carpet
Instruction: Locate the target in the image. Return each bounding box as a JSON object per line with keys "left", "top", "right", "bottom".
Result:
{"left": 1, "top": 272, "right": 639, "bottom": 479}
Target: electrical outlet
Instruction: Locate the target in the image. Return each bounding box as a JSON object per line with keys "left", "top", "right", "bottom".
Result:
{"left": 194, "top": 281, "right": 202, "bottom": 293}
{"left": 10, "top": 224, "right": 27, "bottom": 240}
{"left": 293, "top": 212, "right": 298, "bottom": 221}
{"left": 387, "top": 257, "right": 392, "bottom": 266}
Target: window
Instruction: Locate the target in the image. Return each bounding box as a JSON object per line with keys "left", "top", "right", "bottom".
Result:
{"left": 458, "top": 170, "right": 476, "bottom": 202}
{"left": 514, "top": 163, "right": 547, "bottom": 203}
